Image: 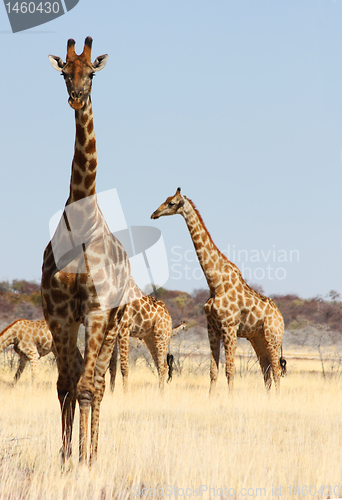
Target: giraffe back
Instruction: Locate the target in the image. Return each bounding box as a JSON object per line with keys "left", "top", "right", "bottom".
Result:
{"left": 0, "top": 319, "right": 54, "bottom": 356}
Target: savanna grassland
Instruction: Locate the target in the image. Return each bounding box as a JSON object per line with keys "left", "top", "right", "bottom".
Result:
{"left": 1, "top": 281, "right": 342, "bottom": 499}
{"left": 0, "top": 350, "right": 342, "bottom": 500}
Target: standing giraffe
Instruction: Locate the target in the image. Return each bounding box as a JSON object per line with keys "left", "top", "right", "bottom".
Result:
{"left": 42, "top": 37, "right": 132, "bottom": 466}
{"left": 151, "top": 188, "right": 286, "bottom": 393}
{"left": 0, "top": 319, "right": 55, "bottom": 382}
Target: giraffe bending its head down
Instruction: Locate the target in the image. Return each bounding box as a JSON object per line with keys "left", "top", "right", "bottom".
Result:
{"left": 0, "top": 319, "right": 55, "bottom": 382}
{"left": 108, "top": 278, "right": 172, "bottom": 392}
{"left": 151, "top": 188, "right": 286, "bottom": 394}
{"left": 42, "top": 37, "right": 132, "bottom": 466}
{"left": 108, "top": 283, "right": 187, "bottom": 392}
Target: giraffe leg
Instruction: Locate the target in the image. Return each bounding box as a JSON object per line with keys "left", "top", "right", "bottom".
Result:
{"left": 50, "top": 320, "right": 81, "bottom": 468}
{"left": 109, "top": 337, "right": 118, "bottom": 392}
{"left": 249, "top": 336, "right": 272, "bottom": 390}
{"left": 263, "top": 309, "right": 285, "bottom": 393}
{"left": 265, "top": 340, "right": 282, "bottom": 393}
{"left": 14, "top": 345, "right": 39, "bottom": 383}
{"left": 13, "top": 351, "right": 28, "bottom": 382}
{"left": 222, "top": 327, "right": 237, "bottom": 393}
{"left": 250, "top": 333, "right": 283, "bottom": 392}
{"left": 26, "top": 348, "right": 40, "bottom": 383}
{"left": 143, "top": 334, "right": 167, "bottom": 391}
{"left": 119, "top": 330, "right": 129, "bottom": 392}
{"left": 207, "top": 328, "right": 221, "bottom": 395}
{"left": 90, "top": 321, "right": 120, "bottom": 465}
{"left": 77, "top": 314, "right": 108, "bottom": 465}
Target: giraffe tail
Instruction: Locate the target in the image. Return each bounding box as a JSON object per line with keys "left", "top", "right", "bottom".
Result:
{"left": 280, "top": 346, "right": 287, "bottom": 377}
{"left": 0, "top": 320, "right": 19, "bottom": 353}
{"left": 167, "top": 353, "right": 174, "bottom": 383}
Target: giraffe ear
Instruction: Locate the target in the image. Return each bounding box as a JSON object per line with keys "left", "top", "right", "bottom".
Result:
{"left": 92, "top": 54, "right": 108, "bottom": 72}
{"left": 48, "top": 55, "right": 66, "bottom": 72}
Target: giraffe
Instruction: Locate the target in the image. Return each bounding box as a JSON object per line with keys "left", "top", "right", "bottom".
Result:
{"left": 151, "top": 188, "right": 286, "bottom": 393}
{"left": 42, "top": 37, "right": 133, "bottom": 466}
{"left": 0, "top": 319, "right": 55, "bottom": 382}
{"left": 108, "top": 279, "right": 172, "bottom": 392}
{"left": 108, "top": 283, "right": 187, "bottom": 392}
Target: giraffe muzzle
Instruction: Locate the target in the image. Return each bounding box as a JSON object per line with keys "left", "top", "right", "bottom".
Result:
{"left": 68, "top": 91, "right": 87, "bottom": 110}
{"left": 68, "top": 97, "right": 86, "bottom": 110}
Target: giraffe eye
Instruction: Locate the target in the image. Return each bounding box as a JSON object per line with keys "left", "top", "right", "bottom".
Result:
{"left": 168, "top": 202, "right": 175, "bottom": 208}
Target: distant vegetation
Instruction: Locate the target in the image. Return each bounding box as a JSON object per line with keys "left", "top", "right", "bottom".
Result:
{"left": 0, "top": 279, "right": 341, "bottom": 338}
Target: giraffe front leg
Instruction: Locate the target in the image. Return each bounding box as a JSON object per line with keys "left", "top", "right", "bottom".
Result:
{"left": 77, "top": 313, "right": 111, "bottom": 464}
{"left": 90, "top": 322, "right": 119, "bottom": 466}
{"left": 222, "top": 326, "right": 237, "bottom": 393}
{"left": 58, "top": 375, "right": 77, "bottom": 468}
{"left": 52, "top": 321, "right": 81, "bottom": 469}
{"left": 205, "top": 301, "right": 221, "bottom": 395}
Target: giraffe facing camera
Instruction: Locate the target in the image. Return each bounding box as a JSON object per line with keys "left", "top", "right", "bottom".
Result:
{"left": 42, "top": 37, "right": 132, "bottom": 468}
{"left": 48, "top": 37, "right": 108, "bottom": 111}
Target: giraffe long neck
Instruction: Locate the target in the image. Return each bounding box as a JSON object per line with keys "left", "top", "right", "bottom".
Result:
{"left": 68, "top": 97, "right": 97, "bottom": 205}
{"left": 182, "top": 199, "right": 226, "bottom": 292}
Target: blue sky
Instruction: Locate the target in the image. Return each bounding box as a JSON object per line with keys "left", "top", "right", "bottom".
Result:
{"left": 0, "top": 0, "right": 342, "bottom": 298}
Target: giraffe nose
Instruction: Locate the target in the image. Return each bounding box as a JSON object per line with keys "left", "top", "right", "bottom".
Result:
{"left": 70, "top": 90, "right": 83, "bottom": 100}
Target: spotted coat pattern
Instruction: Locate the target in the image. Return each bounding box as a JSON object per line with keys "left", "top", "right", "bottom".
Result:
{"left": 108, "top": 279, "right": 185, "bottom": 392}
{"left": 41, "top": 37, "right": 133, "bottom": 467}
{"left": 151, "top": 188, "right": 285, "bottom": 393}
{"left": 0, "top": 319, "right": 55, "bottom": 381}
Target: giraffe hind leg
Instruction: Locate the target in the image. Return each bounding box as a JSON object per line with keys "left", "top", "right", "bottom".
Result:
{"left": 208, "top": 328, "right": 221, "bottom": 395}
{"left": 249, "top": 336, "right": 272, "bottom": 390}
{"left": 143, "top": 334, "right": 167, "bottom": 391}
{"left": 119, "top": 330, "right": 130, "bottom": 392}
{"left": 13, "top": 352, "right": 28, "bottom": 382}
{"left": 250, "top": 334, "right": 282, "bottom": 392}
{"left": 109, "top": 337, "right": 118, "bottom": 392}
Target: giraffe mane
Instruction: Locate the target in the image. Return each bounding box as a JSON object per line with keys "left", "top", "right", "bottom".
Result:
{"left": 185, "top": 198, "right": 243, "bottom": 278}
{"left": 185, "top": 198, "right": 268, "bottom": 300}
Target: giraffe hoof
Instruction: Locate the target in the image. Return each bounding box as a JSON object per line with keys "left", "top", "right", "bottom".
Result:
{"left": 59, "top": 448, "right": 73, "bottom": 472}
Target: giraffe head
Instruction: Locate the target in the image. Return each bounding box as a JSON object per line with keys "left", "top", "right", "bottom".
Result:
{"left": 48, "top": 37, "right": 108, "bottom": 110}
{"left": 151, "top": 188, "right": 186, "bottom": 219}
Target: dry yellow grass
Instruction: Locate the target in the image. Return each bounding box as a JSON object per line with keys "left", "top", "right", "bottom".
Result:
{"left": 0, "top": 357, "right": 341, "bottom": 500}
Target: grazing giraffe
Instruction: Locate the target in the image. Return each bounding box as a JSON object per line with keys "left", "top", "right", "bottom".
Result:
{"left": 0, "top": 319, "right": 55, "bottom": 382}
{"left": 151, "top": 188, "right": 286, "bottom": 393}
{"left": 108, "top": 284, "right": 187, "bottom": 392}
{"left": 42, "top": 37, "right": 133, "bottom": 466}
